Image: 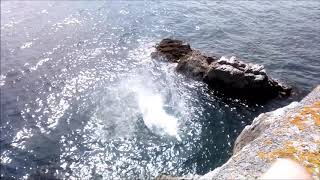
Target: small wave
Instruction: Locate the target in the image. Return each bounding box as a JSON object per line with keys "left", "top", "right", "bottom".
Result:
{"left": 29, "top": 58, "right": 50, "bottom": 71}
{"left": 51, "top": 16, "right": 81, "bottom": 32}
{"left": 1, "top": 20, "right": 22, "bottom": 29}
{"left": 119, "top": 9, "right": 130, "bottom": 15}
{"left": 20, "top": 42, "right": 33, "bottom": 49}
{"left": 63, "top": 17, "right": 81, "bottom": 25}
{"left": 40, "top": 9, "right": 48, "bottom": 14}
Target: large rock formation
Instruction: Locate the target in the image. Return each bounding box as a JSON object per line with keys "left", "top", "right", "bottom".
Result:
{"left": 152, "top": 39, "right": 291, "bottom": 102}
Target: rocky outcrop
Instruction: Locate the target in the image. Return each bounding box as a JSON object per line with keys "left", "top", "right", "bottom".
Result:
{"left": 152, "top": 39, "right": 193, "bottom": 63}
{"left": 152, "top": 39, "right": 291, "bottom": 102}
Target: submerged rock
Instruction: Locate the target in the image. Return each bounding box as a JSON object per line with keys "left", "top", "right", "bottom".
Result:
{"left": 152, "top": 38, "right": 291, "bottom": 101}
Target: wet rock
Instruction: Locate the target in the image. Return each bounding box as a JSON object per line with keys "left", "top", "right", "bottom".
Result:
{"left": 152, "top": 39, "right": 291, "bottom": 101}
{"left": 176, "top": 50, "right": 217, "bottom": 79}
{"left": 203, "top": 56, "right": 284, "bottom": 101}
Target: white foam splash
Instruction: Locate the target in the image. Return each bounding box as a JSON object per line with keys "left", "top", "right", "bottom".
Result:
{"left": 137, "top": 90, "right": 179, "bottom": 137}
{"left": 125, "top": 40, "right": 180, "bottom": 138}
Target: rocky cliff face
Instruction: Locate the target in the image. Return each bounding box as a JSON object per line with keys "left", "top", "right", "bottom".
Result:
{"left": 200, "top": 85, "right": 320, "bottom": 180}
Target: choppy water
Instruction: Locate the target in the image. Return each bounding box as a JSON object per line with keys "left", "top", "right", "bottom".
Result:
{"left": 1, "top": 1, "right": 319, "bottom": 179}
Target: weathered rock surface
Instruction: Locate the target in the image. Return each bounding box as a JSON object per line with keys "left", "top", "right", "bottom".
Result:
{"left": 152, "top": 39, "right": 291, "bottom": 101}
{"left": 157, "top": 85, "right": 320, "bottom": 180}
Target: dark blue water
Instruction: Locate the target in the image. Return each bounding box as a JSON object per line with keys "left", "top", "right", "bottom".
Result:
{"left": 1, "top": 1, "right": 319, "bottom": 179}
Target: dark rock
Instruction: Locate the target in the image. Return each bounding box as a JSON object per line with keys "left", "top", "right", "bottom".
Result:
{"left": 152, "top": 39, "right": 292, "bottom": 101}
{"left": 151, "top": 39, "right": 192, "bottom": 62}
{"left": 176, "top": 50, "right": 217, "bottom": 79}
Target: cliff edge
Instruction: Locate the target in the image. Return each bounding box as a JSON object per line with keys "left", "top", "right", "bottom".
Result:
{"left": 200, "top": 85, "right": 320, "bottom": 179}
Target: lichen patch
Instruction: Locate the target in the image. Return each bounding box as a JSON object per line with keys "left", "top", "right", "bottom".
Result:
{"left": 257, "top": 141, "right": 320, "bottom": 177}
{"left": 290, "top": 101, "right": 320, "bottom": 130}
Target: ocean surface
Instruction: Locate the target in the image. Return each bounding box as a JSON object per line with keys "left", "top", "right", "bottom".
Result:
{"left": 1, "top": 1, "right": 319, "bottom": 179}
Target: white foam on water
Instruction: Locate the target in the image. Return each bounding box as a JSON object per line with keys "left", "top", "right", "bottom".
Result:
{"left": 126, "top": 40, "right": 180, "bottom": 138}
{"left": 137, "top": 89, "right": 179, "bottom": 138}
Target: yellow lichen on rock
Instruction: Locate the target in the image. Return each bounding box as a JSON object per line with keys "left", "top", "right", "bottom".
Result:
{"left": 257, "top": 141, "right": 320, "bottom": 177}
{"left": 264, "top": 139, "right": 272, "bottom": 145}
{"left": 258, "top": 152, "right": 267, "bottom": 160}
{"left": 290, "top": 101, "right": 320, "bottom": 129}
{"left": 291, "top": 115, "right": 305, "bottom": 130}
{"left": 314, "top": 101, "right": 320, "bottom": 108}
{"left": 258, "top": 101, "right": 320, "bottom": 177}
